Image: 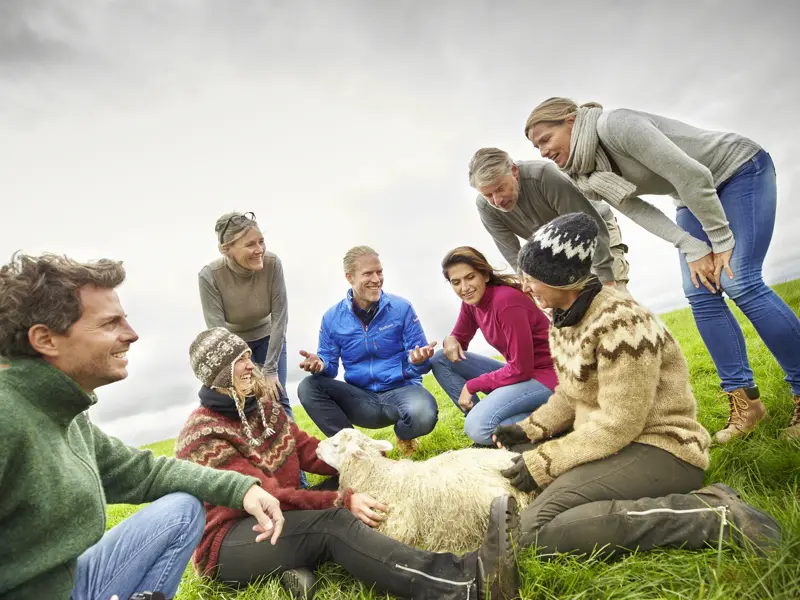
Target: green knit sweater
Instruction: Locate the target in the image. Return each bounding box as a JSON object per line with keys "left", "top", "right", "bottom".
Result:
{"left": 0, "top": 358, "right": 259, "bottom": 600}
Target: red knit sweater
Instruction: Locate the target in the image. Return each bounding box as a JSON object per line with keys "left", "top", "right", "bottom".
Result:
{"left": 175, "top": 397, "right": 341, "bottom": 575}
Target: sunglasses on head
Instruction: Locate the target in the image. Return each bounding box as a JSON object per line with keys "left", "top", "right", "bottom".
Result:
{"left": 219, "top": 211, "right": 256, "bottom": 243}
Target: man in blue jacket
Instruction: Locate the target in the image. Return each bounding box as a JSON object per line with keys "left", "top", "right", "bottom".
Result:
{"left": 298, "top": 246, "right": 438, "bottom": 455}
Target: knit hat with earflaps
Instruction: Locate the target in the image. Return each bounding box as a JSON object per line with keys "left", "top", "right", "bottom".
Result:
{"left": 190, "top": 328, "right": 250, "bottom": 389}
{"left": 517, "top": 212, "right": 598, "bottom": 286}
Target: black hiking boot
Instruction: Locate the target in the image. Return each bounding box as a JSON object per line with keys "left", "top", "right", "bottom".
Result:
{"left": 476, "top": 495, "right": 520, "bottom": 600}
{"left": 696, "top": 483, "right": 781, "bottom": 554}
{"left": 280, "top": 567, "right": 317, "bottom": 599}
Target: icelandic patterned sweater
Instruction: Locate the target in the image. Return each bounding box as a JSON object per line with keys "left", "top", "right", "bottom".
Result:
{"left": 518, "top": 287, "right": 711, "bottom": 487}
{"left": 175, "top": 396, "right": 342, "bottom": 575}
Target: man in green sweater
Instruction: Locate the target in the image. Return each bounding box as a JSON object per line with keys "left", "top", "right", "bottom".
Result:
{"left": 0, "top": 253, "right": 285, "bottom": 600}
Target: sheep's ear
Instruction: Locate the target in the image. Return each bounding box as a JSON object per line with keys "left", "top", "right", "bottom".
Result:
{"left": 345, "top": 441, "right": 369, "bottom": 459}
{"left": 370, "top": 439, "right": 394, "bottom": 453}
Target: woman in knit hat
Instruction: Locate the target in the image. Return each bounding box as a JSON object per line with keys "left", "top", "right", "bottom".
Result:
{"left": 524, "top": 98, "right": 800, "bottom": 442}
{"left": 493, "top": 212, "right": 780, "bottom": 560}
{"left": 430, "top": 246, "right": 557, "bottom": 446}
{"left": 177, "top": 327, "right": 521, "bottom": 600}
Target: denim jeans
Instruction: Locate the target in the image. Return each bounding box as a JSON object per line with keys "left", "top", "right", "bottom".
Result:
{"left": 430, "top": 350, "right": 554, "bottom": 446}
{"left": 72, "top": 493, "right": 204, "bottom": 600}
{"left": 297, "top": 376, "right": 438, "bottom": 440}
{"left": 677, "top": 150, "right": 800, "bottom": 394}
{"left": 248, "top": 336, "right": 308, "bottom": 488}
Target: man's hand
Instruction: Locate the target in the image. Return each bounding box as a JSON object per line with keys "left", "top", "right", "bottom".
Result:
{"left": 443, "top": 335, "right": 466, "bottom": 363}
{"left": 242, "top": 485, "right": 285, "bottom": 544}
{"left": 349, "top": 492, "right": 389, "bottom": 527}
{"left": 687, "top": 253, "right": 718, "bottom": 294}
{"left": 263, "top": 374, "right": 284, "bottom": 402}
{"left": 299, "top": 350, "right": 324, "bottom": 374}
{"left": 409, "top": 341, "right": 437, "bottom": 366}
{"left": 492, "top": 423, "right": 531, "bottom": 449}
{"left": 501, "top": 454, "right": 538, "bottom": 492}
{"left": 712, "top": 249, "right": 735, "bottom": 289}
{"left": 458, "top": 384, "right": 474, "bottom": 412}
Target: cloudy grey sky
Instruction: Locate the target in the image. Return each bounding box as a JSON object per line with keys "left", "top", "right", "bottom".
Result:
{"left": 2, "top": 0, "right": 799, "bottom": 446}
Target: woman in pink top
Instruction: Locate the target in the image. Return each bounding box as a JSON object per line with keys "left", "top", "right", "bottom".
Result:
{"left": 431, "top": 246, "right": 557, "bottom": 446}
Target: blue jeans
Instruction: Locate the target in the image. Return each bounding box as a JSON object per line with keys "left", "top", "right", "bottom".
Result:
{"left": 248, "top": 336, "right": 308, "bottom": 488}
{"left": 72, "top": 493, "right": 204, "bottom": 600}
{"left": 677, "top": 149, "right": 800, "bottom": 394}
{"left": 297, "top": 376, "right": 438, "bottom": 440}
{"left": 430, "top": 350, "right": 554, "bottom": 446}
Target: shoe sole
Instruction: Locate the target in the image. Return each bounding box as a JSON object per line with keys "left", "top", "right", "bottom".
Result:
{"left": 487, "top": 495, "right": 520, "bottom": 600}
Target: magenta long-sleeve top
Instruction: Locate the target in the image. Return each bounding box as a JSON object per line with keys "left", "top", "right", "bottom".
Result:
{"left": 450, "top": 284, "right": 558, "bottom": 395}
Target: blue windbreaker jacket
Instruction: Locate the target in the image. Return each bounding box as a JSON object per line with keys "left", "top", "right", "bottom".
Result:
{"left": 315, "top": 290, "right": 432, "bottom": 392}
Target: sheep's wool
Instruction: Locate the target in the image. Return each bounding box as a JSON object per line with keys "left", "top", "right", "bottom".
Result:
{"left": 336, "top": 440, "right": 533, "bottom": 553}
{"left": 518, "top": 287, "right": 711, "bottom": 486}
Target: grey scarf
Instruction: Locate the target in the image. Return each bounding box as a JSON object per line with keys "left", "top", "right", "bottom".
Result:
{"left": 561, "top": 107, "right": 637, "bottom": 206}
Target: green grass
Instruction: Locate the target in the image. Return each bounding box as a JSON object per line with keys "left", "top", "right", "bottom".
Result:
{"left": 109, "top": 280, "right": 800, "bottom": 599}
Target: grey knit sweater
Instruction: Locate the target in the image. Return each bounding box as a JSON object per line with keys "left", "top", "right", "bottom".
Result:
{"left": 476, "top": 161, "right": 618, "bottom": 281}
{"left": 198, "top": 253, "right": 288, "bottom": 375}
{"left": 596, "top": 109, "right": 760, "bottom": 261}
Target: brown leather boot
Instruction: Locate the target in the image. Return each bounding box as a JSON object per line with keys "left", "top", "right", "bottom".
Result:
{"left": 715, "top": 386, "right": 767, "bottom": 443}
{"left": 395, "top": 435, "right": 418, "bottom": 457}
{"left": 781, "top": 396, "right": 800, "bottom": 440}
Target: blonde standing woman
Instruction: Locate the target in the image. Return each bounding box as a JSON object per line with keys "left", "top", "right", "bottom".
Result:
{"left": 524, "top": 97, "right": 800, "bottom": 442}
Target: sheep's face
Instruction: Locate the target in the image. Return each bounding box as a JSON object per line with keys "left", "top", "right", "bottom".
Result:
{"left": 316, "top": 428, "right": 394, "bottom": 470}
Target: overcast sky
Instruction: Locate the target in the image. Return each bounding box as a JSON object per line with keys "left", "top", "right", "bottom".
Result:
{"left": 2, "top": 0, "right": 799, "bottom": 446}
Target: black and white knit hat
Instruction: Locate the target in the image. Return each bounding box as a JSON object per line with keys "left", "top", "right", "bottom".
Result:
{"left": 517, "top": 212, "right": 598, "bottom": 286}
{"left": 189, "top": 328, "right": 250, "bottom": 389}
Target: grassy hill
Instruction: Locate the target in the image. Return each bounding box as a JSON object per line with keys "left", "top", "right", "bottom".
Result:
{"left": 108, "top": 280, "right": 800, "bottom": 599}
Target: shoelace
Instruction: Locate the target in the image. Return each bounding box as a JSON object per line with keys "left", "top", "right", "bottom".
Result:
{"left": 790, "top": 398, "right": 800, "bottom": 427}
{"left": 721, "top": 391, "right": 750, "bottom": 429}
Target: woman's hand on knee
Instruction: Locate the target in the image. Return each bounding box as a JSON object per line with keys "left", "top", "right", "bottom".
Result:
{"left": 687, "top": 253, "right": 718, "bottom": 294}
{"left": 243, "top": 485, "right": 285, "bottom": 544}
{"left": 263, "top": 373, "right": 284, "bottom": 402}
{"left": 350, "top": 493, "right": 389, "bottom": 528}
{"left": 712, "top": 249, "right": 735, "bottom": 286}
{"left": 458, "top": 384, "right": 474, "bottom": 412}
{"left": 443, "top": 336, "right": 466, "bottom": 363}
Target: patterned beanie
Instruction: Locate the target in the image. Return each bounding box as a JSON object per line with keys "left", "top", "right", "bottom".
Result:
{"left": 189, "top": 328, "right": 250, "bottom": 389}
{"left": 517, "top": 212, "right": 598, "bottom": 286}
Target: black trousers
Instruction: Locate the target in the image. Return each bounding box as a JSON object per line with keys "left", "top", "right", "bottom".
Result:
{"left": 216, "top": 507, "right": 478, "bottom": 600}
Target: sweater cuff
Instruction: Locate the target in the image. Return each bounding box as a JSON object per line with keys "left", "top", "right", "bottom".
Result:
{"left": 676, "top": 232, "right": 712, "bottom": 263}
{"left": 705, "top": 226, "right": 736, "bottom": 255}
{"left": 518, "top": 417, "right": 548, "bottom": 443}
{"left": 522, "top": 446, "right": 555, "bottom": 487}
{"left": 335, "top": 488, "right": 355, "bottom": 510}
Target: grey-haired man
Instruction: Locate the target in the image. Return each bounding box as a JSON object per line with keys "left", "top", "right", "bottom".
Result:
{"left": 470, "top": 147, "right": 631, "bottom": 290}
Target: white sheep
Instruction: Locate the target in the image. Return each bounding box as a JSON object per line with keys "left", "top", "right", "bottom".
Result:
{"left": 315, "top": 428, "right": 534, "bottom": 553}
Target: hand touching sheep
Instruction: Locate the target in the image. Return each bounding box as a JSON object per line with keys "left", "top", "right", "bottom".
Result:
{"left": 350, "top": 493, "right": 389, "bottom": 527}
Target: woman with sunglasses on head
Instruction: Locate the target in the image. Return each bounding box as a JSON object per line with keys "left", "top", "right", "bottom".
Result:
{"left": 199, "top": 211, "right": 294, "bottom": 423}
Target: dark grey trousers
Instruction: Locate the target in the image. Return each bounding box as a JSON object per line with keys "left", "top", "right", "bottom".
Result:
{"left": 520, "top": 443, "right": 729, "bottom": 557}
